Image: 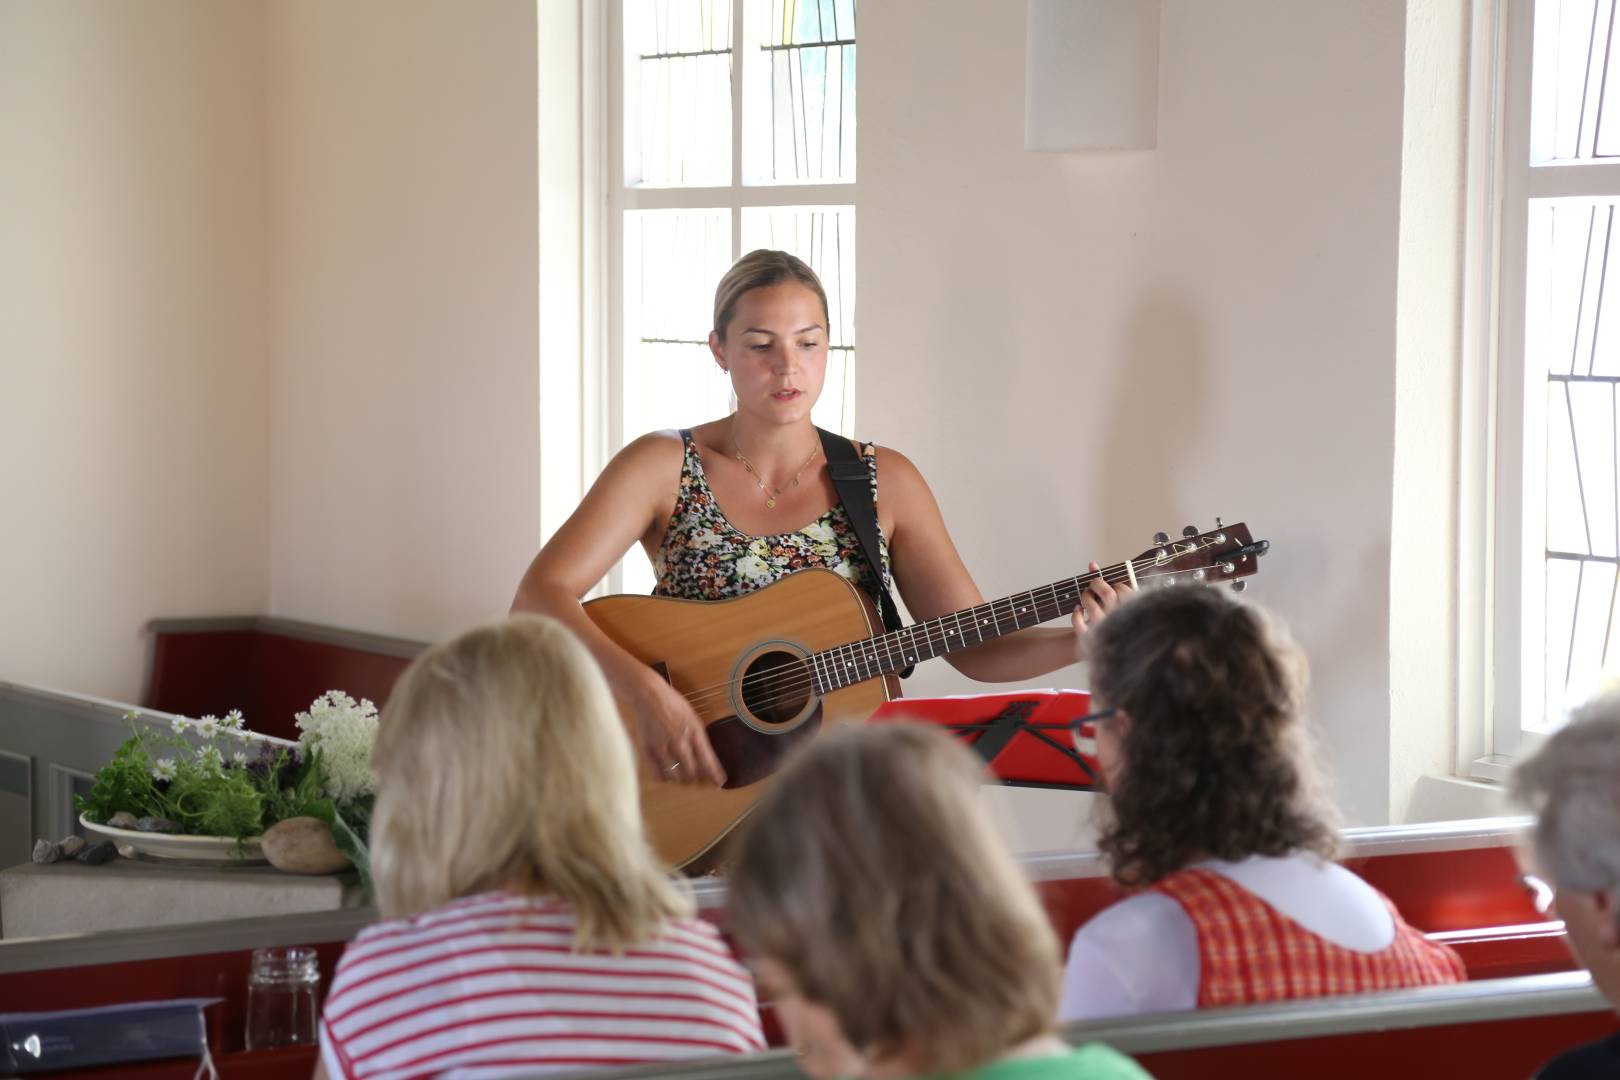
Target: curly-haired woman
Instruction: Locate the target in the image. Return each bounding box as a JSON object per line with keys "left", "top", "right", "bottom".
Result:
{"left": 1058, "top": 587, "right": 1465, "bottom": 1020}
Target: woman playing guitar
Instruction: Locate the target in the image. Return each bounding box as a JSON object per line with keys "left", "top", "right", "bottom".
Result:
{"left": 511, "top": 250, "right": 1128, "bottom": 789}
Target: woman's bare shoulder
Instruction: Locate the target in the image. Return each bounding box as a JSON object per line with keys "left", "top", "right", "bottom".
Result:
{"left": 869, "top": 443, "right": 927, "bottom": 490}
{"left": 613, "top": 429, "right": 687, "bottom": 476}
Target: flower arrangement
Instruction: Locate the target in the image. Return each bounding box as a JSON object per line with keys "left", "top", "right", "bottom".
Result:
{"left": 76, "top": 692, "right": 380, "bottom": 887}
{"left": 294, "top": 691, "right": 378, "bottom": 890}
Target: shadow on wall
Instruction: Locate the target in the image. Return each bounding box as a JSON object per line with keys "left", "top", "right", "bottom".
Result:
{"left": 1102, "top": 290, "right": 1208, "bottom": 552}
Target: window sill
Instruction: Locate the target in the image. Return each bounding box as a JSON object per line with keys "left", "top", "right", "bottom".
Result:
{"left": 1469, "top": 755, "right": 1516, "bottom": 783}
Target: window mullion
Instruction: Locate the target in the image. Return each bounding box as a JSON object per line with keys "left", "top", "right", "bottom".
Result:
{"left": 731, "top": 0, "right": 745, "bottom": 261}
{"left": 1491, "top": 0, "right": 1537, "bottom": 764}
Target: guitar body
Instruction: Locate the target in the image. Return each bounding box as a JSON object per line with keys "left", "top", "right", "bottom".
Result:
{"left": 585, "top": 569, "right": 896, "bottom": 870}
{"left": 582, "top": 521, "right": 1270, "bottom": 871}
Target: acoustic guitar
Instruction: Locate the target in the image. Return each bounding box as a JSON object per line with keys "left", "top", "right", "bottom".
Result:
{"left": 584, "top": 522, "right": 1269, "bottom": 869}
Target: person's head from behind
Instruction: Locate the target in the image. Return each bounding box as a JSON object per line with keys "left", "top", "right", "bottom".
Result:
{"left": 1513, "top": 698, "right": 1620, "bottom": 1007}
{"left": 709, "top": 249, "right": 831, "bottom": 425}
{"left": 1086, "top": 585, "right": 1339, "bottom": 888}
{"left": 727, "top": 725, "right": 1060, "bottom": 1079}
{"left": 369, "top": 614, "right": 689, "bottom": 949}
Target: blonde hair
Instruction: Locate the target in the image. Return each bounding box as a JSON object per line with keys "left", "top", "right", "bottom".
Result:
{"left": 712, "top": 249, "right": 829, "bottom": 340}
{"left": 727, "top": 725, "right": 1060, "bottom": 1074}
{"left": 369, "top": 615, "right": 692, "bottom": 950}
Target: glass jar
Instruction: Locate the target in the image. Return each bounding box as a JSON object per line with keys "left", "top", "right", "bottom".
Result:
{"left": 244, "top": 946, "right": 320, "bottom": 1051}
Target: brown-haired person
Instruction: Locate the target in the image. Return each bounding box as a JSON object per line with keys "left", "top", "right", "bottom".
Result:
{"left": 511, "top": 249, "right": 1125, "bottom": 787}
{"left": 314, "top": 616, "right": 764, "bottom": 1080}
{"left": 728, "top": 725, "right": 1151, "bottom": 1080}
{"left": 1058, "top": 587, "right": 1465, "bottom": 1020}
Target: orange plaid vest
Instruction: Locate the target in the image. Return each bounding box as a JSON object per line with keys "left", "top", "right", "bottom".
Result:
{"left": 1152, "top": 867, "right": 1467, "bottom": 1007}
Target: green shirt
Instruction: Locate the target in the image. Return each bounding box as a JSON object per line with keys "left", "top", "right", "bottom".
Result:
{"left": 927, "top": 1043, "right": 1153, "bottom": 1080}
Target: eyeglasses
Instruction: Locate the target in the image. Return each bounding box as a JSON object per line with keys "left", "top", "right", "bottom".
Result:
{"left": 1518, "top": 872, "right": 1556, "bottom": 916}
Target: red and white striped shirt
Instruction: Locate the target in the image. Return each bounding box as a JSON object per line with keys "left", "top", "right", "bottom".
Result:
{"left": 319, "top": 892, "right": 766, "bottom": 1080}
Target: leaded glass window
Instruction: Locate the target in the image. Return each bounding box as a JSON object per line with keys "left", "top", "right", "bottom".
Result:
{"left": 613, "top": 0, "right": 858, "bottom": 593}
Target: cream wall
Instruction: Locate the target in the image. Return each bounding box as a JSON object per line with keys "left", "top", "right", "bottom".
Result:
{"left": 263, "top": 0, "right": 541, "bottom": 643}
{"left": 1, "top": 2, "right": 1473, "bottom": 831}
{"left": 858, "top": 0, "right": 1408, "bottom": 827}
{"left": 0, "top": 1, "right": 271, "bottom": 700}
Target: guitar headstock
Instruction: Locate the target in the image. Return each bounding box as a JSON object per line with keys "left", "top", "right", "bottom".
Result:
{"left": 1130, "top": 521, "right": 1268, "bottom": 592}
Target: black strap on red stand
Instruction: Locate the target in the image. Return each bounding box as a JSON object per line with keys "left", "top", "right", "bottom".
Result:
{"left": 943, "top": 701, "right": 1113, "bottom": 789}
{"left": 818, "top": 427, "right": 911, "bottom": 678}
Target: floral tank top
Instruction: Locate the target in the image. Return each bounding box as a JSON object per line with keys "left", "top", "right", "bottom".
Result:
{"left": 652, "top": 430, "right": 891, "bottom": 603}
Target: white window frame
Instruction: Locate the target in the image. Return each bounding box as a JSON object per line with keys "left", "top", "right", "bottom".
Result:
{"left": 603, "top": 0, "right": 857, "bottom": 593}
{"left": 1471, "top": 0, "right": 1620, "bottom": 778}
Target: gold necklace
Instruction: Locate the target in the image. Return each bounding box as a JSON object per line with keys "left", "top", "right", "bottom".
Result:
{"left": 732, "top": 435, "right": 821, "bottom": 509}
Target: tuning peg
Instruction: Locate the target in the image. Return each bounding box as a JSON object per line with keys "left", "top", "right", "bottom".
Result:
{"left": 1153, "top": 531, "right": 1169, "bottom": 546}
{"left": 1182, "top": 525, "right": 1199, "bottom": 538}
{"left": 1231, "top": 580, "right": 1247, "bottom": 593}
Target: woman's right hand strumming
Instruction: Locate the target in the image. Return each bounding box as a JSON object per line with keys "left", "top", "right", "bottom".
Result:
{"left": 511, "top": 432, "right": 728, "bottom": 788}
{"left": 629, "top": 674, "right": 728, "bottom": 787}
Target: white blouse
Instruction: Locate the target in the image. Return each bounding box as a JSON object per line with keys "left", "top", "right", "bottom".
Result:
{"left": 1057, "top": 852, "right": 1396, "bottom": 1021}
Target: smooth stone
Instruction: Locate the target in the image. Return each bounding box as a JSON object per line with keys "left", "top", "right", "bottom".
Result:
{"left": 134, "top": 816, "right": 181, "bottom": 834}
{"left": 31, "top": 840, "right": 62, "bottom": 864}
{"left": 106, "top": 811, "right": 138, "bottom": 829}
{"left": 58, "top": 836, "right": 86, "bottom": 858}
{"left": 76, "top": 840, "right": 117, "bottom": 865}
{"left": 261, "top": 817, "right": 350, "bottom": 875}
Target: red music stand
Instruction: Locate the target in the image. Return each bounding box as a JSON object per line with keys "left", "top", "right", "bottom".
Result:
{"left": 868, "top": 689, "right": 1107, "bottom": 791}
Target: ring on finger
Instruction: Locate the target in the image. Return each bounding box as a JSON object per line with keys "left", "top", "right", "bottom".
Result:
{"left": 666, "top": 760, "right": 682, "bottom": 773}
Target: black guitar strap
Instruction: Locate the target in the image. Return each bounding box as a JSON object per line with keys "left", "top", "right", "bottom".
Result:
{"left": 818, "top": 427, "right": 912, "bottom": 678}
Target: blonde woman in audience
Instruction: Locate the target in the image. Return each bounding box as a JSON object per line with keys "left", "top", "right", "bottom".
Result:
{"left": 1513, "top": 697, "right": 1620, "bottom": 1079}
{"left": 728, "top": 724, "right": 1150, "bottom": 1080}
{"left": 314, "top": 615, "right": 765, "bottom": 1080}
{"left": 1059, "top": 587, "right": 1465, "bottom": 1020}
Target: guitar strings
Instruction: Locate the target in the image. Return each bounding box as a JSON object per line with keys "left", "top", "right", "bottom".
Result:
{"left": 669, "top": 554, "right": 1217, "bottom": 716}
{"left": 670, "top": 535, "right": 1244, "bottom": 713}
{"left": 671, "top": 562, "right": 1133, "bottom": 713}
{"left": 664, "top": 553, "right": 1233, "bottom": 718}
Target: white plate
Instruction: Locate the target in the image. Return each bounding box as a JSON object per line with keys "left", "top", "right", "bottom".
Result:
{"left": 79, "top": 813, "right": 266, "bottom": 863}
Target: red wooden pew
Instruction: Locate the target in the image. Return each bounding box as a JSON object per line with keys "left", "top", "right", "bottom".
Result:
{"left": 0, "top": 819, "right": 1576, "bottom": 1077}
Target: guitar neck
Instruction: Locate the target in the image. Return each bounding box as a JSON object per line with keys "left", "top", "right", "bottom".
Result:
{"left": 810, "top": 563, "right": 1124, "bottom": 693}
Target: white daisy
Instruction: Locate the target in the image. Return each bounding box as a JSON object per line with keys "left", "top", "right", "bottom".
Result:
{"left": 231, "top": 751, "right": 249, "bottom": 767}
{"left": 152, "top": 758, "right": 177, "bottom": 782}
{"left": 196, "top": 715, "right": 221, "bottom": 739}
{"left": 225, "top": 709, "right": 246, "bottom": 731}
{"left": 199, "top": 745, "right": 224, "bottom": 773}
{"left": 170, "top": 717, "right": 188, "bottom": 735}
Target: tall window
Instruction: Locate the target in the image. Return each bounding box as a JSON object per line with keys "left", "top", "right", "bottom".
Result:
{"left": 611, "top": 0, "right": 857, "bottom": 594}
{"left": 1497, "top": 0, "right": 1620, "bottom": 756}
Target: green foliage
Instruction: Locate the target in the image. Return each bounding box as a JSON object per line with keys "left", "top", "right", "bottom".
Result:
{"left": 75, "top": 725, "right": 165, "bottom": 824}
{"left": 77, "top": 718, "right": 342, "bottom": 844}
{"left": 76, "top": 709, "right": 375, "bottom": 877}
{"left": 332, "top": 795, "right": 374, "bottom": 899}
{"left": 260, "top": 748, "right": 334, "bottom": 827}
{"left": 166, "top": 765, "right": 263, "bottom": 838}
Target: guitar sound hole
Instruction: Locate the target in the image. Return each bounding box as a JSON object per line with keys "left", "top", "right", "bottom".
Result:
{"left": 739, "top": 650, "right": 813, "bottom": 726}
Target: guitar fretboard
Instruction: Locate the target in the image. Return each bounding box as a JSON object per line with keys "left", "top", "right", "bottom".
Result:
{"left": 807, "top": 563, "right": 1124, "bottom": 693}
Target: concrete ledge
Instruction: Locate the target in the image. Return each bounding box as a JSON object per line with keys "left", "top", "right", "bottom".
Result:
{"left": 0, "top": 858, "right": 363, "bottom": 940}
